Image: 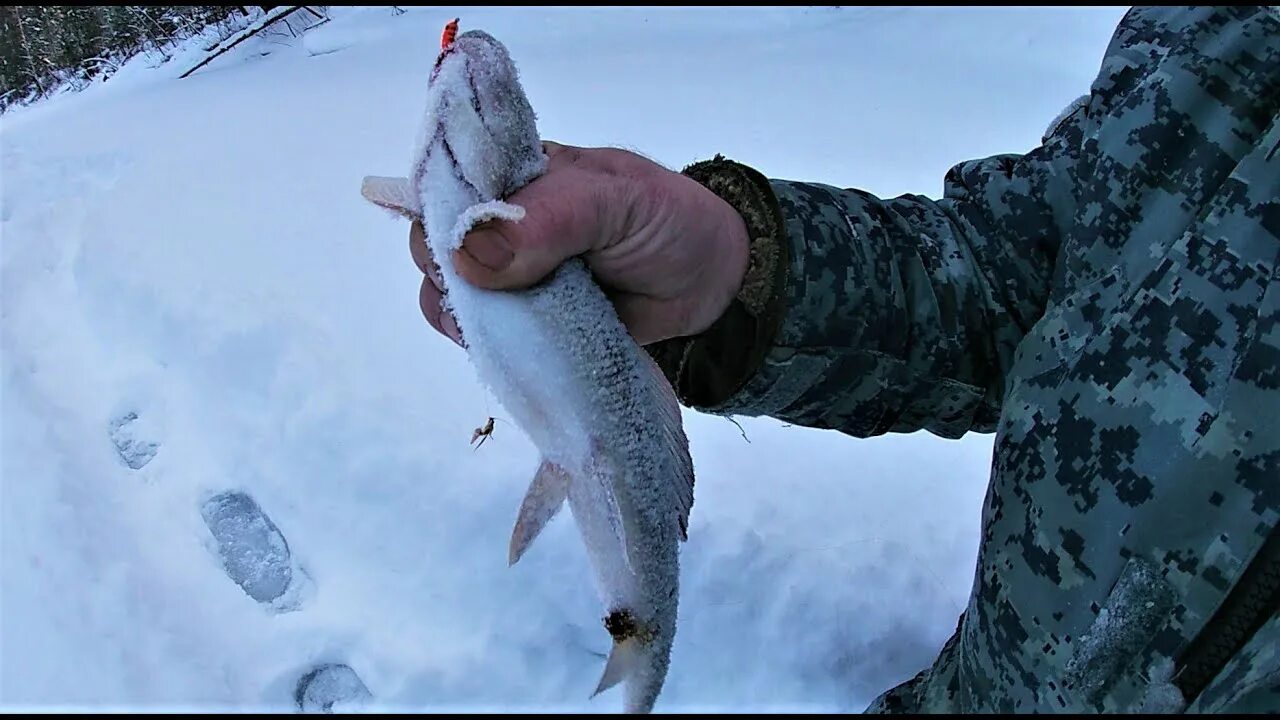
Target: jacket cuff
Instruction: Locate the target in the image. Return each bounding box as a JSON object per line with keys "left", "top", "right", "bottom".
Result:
{"left": 645, "top": 155, "right": 791, "bottom": 413}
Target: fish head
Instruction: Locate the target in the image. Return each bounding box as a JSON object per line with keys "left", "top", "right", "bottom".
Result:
{"left": 359, "top": 24, "right": 547, "bottom": 220}
{"left": 427, "top": 28, "right": 548, "bottom": 199}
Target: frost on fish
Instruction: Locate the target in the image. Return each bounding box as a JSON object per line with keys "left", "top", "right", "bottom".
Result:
{"left": 360, "top": 25, "right": 695, "bottom": 714}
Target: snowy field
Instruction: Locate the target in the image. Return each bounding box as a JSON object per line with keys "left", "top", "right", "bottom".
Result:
{"left": 2, "top": 6, "right": 1129, "bottom": 713}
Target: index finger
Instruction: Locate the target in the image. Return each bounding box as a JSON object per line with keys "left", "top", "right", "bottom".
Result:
{"left": 409, "top": 219, "right": 433, "bottom": 275}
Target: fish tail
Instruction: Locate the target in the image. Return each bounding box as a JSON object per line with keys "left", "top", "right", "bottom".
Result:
{"left": 592, "top": 636, "right": 641, "bottom": 698}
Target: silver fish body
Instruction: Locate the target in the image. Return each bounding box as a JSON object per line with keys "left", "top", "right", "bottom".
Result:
{"left": 361, "top": 28, "right": 694, "bottom": 714}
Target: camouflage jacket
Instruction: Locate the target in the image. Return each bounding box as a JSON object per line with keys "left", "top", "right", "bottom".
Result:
{"left": 655, "top": 6, "right": 1280, "bottom": 713}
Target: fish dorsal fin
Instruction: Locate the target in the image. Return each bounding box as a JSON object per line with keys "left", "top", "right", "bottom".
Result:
{"left": 508, "top": 459, "right": 570, "bottom": 566}
{"left": 360, "top": 175, "right": 420, "bottom": 219}
{"left": 591, "top": 636, "right": 640, "bottom": 698}
{"left": 638, "top": 350, "right": 695, "bottom": 540}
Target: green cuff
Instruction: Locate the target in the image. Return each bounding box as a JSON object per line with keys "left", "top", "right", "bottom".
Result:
{"left": 645, "top": 155, "right": 791, "bottom": 412}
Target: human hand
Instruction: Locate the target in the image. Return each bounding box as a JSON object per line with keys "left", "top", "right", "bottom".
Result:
{"left": 412, "top": 141, "right": 750, "bottom": 347}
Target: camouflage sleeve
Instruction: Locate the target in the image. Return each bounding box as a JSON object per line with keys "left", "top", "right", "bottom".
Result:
{"left": 651, "top": 114, "right": 1085, "bottom": 439}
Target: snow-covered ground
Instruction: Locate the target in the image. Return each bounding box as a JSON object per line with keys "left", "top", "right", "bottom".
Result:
{"left": 1, "top": 6, "right": 1130, "bottom": 712}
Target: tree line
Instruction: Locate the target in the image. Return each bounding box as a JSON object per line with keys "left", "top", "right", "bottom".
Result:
{"left": 0, "top": 6, "right": 265, "bottom": 110}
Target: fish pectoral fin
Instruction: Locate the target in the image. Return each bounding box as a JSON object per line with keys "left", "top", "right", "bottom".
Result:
{"left": 637, "top": 350, "right": 696, "bottom": 541}
{"left": 508, "top": 459, "right": 570, "bottom": 566}
{"left": 591, "top": 637, "right": 641, "bottom": 698}
{"left": 451, "top": 199, "right": 526, "bottom": 250}
{"left": 360, "top": 175, "right": 421, "bottom": 219}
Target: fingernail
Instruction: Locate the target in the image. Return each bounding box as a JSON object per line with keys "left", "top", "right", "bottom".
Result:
{"left": 460, "top": 227, "right": 513, "bottom": 272}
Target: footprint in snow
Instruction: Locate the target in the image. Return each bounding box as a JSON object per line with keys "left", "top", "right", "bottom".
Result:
{"left": 295, "top": 663, "right": 373, "bottom": 713}
{"left": 200, "top": 490, "right": 313, "bottom": 612}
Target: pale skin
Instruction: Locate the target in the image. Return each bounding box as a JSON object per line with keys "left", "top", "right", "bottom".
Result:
{"left": 411, "top": 141, "right": 751, "bottom": 348}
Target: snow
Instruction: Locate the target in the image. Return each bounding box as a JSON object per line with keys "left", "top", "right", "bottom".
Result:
{"left": 1, "top": 5, "right": 1131, "bottom": 713}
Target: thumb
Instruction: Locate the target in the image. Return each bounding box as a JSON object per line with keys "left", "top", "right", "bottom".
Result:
{"left": 452, "top": 169, "right": 603, "bottom": 290}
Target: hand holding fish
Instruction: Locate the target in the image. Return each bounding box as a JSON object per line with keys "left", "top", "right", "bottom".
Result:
{"left": 412, "top": 141, "right": 751, "bottom": 348}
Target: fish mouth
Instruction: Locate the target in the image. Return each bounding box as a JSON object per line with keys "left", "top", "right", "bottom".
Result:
{"left": 425, "top": 35, "right": 529, "bottom": 200}
{"left": 429, "top": 38, "right": 463, "bottom": 82}
{"left": 422, "top": 39, "right": 490, "bottom": 201}
{"left": 431, "top": 41, "right": 485, "bottom": 118}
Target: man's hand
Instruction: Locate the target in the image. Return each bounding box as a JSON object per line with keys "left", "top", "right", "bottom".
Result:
{"left": 412, "top": 141, "right": 750, "bottom": 347}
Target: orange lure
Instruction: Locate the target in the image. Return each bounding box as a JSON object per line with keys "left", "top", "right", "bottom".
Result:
{"left": 441, "top": 18, "right": 459, "bottom": 49}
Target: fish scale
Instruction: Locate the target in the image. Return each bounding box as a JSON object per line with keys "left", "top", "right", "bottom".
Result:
{"left": 360, "top": 23, "right": 695, "bottom": 714}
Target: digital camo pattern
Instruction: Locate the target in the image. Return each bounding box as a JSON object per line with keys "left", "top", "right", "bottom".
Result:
{"left": 677, "top": 6, "right": 1280, "bottom": 713}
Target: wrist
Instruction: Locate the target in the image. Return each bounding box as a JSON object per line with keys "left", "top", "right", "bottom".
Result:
{"left": 706, "top": 190, "right": 751, "bottom": 332}
{"left": 647, "top": 155, "right": 790, "bottom": 411}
